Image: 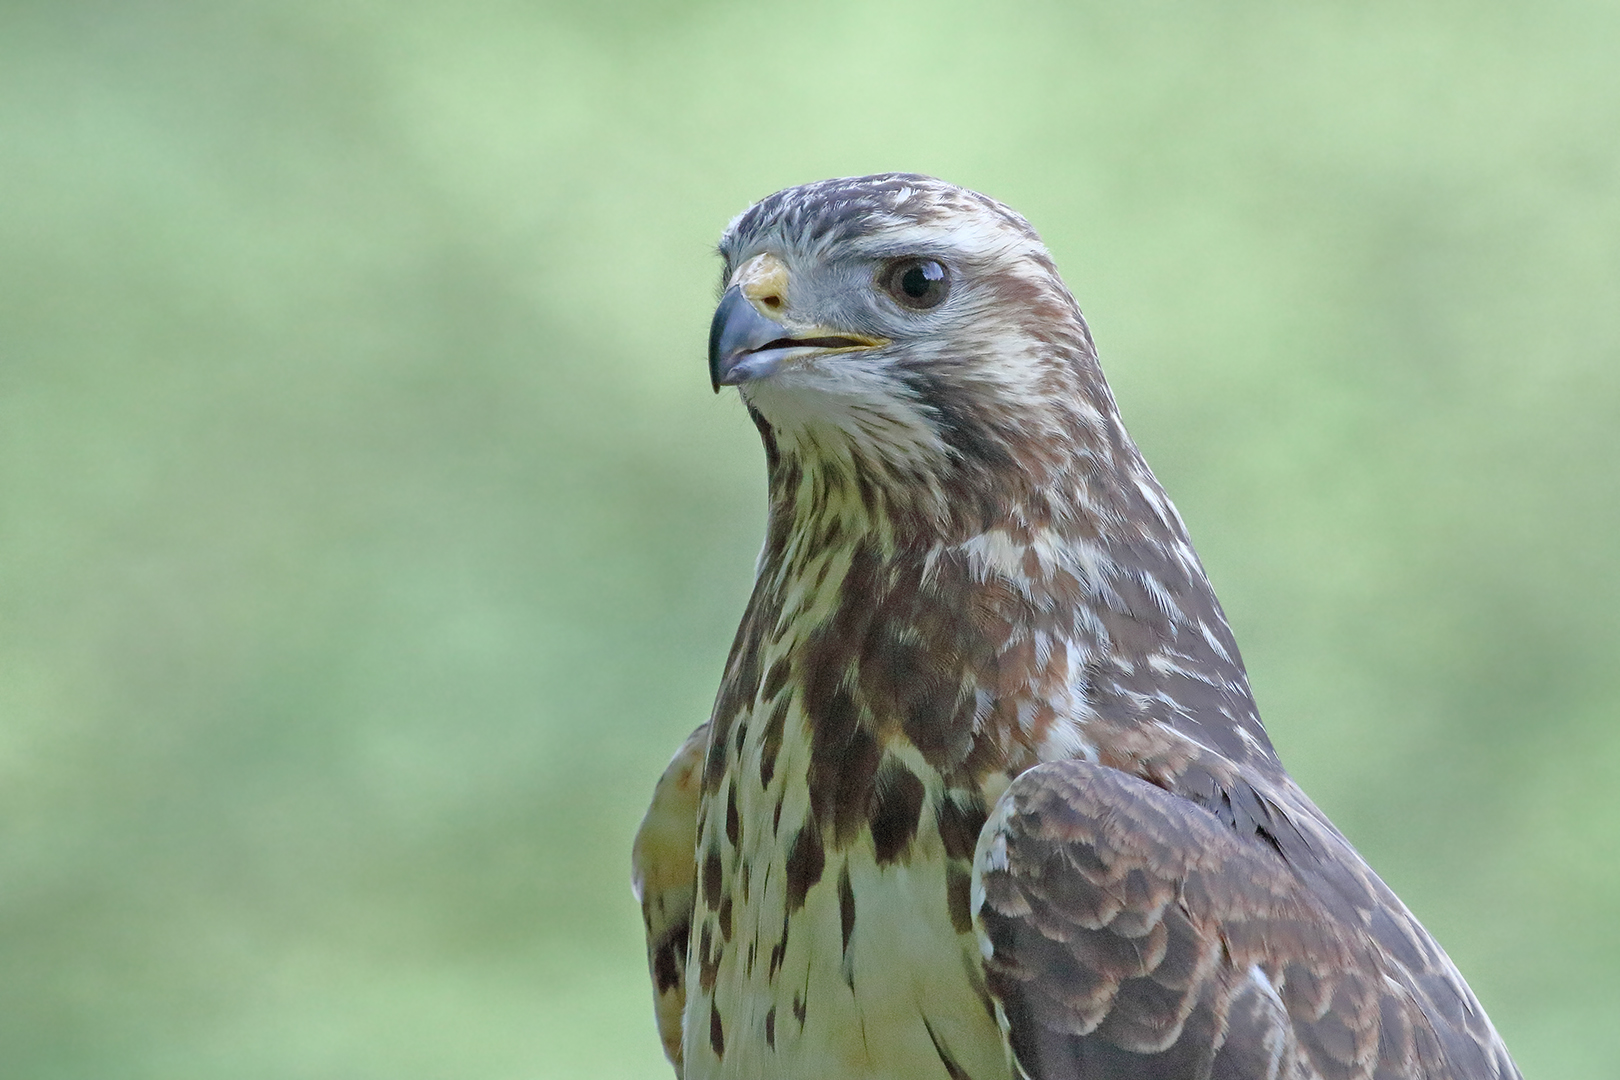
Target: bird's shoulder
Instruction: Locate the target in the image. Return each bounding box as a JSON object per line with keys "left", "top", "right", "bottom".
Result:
{"left": 632, "top": 722, "right": 708, "bottom": 1075}
{"left": 973, "top": 754, "right": 1520, "bottom": 1080}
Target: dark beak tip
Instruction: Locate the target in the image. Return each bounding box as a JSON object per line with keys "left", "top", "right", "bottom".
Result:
{"left": 708, "top": 285, "right": 787, "bottom": 392}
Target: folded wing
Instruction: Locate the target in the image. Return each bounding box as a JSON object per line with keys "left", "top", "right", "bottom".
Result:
{"left": 973, "top": 760, "right": 1516, "bottom": 1080}
{"left": 632, "top": 724, "right": 707, "bottom": 1075}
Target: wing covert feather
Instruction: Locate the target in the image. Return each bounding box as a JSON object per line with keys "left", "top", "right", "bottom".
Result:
{"left": 974, "top": 760, "right": 1514, "bottom": 1080}
{"left": 631, "top": 723, "right": 706, "bottom": 1075}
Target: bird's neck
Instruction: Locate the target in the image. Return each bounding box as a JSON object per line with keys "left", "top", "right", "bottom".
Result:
{"left": 736, "top": 435, "right": 1279, "bottom": 792}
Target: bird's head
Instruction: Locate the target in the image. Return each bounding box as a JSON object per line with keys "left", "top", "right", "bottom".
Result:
{"left": 710, "top": 174, "right": 1134, "bottom": 533}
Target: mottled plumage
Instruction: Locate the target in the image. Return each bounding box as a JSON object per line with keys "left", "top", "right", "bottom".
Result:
{"left": 632, "top": 174, "right": 1520, "bottom": 1080}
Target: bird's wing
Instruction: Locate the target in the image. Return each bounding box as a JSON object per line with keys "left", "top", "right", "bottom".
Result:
{"left": 973, "top": 759, "right": 1514, "bottom": 1080}
{"left": 631, "top": 723, "right": 707, "bottom": 1075}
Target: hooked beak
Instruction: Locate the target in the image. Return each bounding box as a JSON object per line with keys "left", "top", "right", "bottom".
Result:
{"left": 707, "top": 285, "right": 888, "bottom": 393}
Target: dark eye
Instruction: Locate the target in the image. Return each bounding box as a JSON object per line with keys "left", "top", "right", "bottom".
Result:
{"left": 880, "top": 258, "right": 950, "bottom": 310}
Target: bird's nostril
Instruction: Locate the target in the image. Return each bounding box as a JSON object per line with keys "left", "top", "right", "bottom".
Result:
{"left": 761, "top": 295, "right": 782, "bottom": 309}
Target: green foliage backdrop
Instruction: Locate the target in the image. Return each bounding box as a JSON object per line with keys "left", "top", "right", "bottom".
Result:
{"left": 2, "top": 2, "right": 1616, "bottom": 1076}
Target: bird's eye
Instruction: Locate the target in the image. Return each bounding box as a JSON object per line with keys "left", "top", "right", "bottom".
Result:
{"left": 879, "top": 258, "right": 950, "bottom": 311}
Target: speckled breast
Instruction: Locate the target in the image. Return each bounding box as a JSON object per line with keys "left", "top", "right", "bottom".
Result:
{"left": 681, "top": 689, "right": 1014, "bottom": 1080}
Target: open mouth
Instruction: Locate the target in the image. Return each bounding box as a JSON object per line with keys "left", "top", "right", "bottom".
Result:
{"left": 710, "top": 283, "right": 889, "bottom": 389}
{"left": 747, "top": 335, "right": 878, "bottom": 354}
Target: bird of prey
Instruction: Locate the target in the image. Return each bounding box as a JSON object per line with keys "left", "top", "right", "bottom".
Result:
{"left": 632, "top": 174, "right": 1521, "bottom": 1080}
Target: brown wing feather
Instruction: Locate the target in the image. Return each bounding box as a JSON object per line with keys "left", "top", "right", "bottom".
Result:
{"left": 631, "top": 723, "right": 707, "bottom": 1075}
{"left": 974, "top": 760, "right": 1519, "bottom": 1080}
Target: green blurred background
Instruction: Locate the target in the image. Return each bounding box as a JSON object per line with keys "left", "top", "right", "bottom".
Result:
{"left": 2, "top": 1, "right": 1616, "bottom": 1076}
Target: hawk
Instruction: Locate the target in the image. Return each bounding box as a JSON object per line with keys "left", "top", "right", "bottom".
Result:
{"left": 632, "top": 174, "right": 1521, "bottom": 1080}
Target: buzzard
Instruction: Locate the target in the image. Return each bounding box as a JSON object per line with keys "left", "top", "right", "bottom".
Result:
{"left": 632, "top": 174, "right": 1520, "bottom": 1080}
